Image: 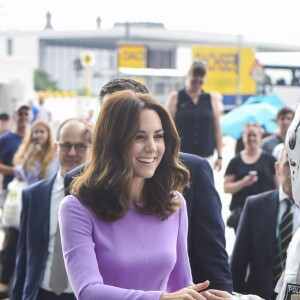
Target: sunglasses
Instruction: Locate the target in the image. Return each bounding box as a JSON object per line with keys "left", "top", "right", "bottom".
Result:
{"left": 18, "top": 111, "right": 29, "bottom": 117}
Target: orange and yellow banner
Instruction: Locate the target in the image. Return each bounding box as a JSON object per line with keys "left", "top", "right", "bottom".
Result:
{"left": 192, "top": 46, "right": 256, "bottom": 95}
{"left": 118, "top": 45, "right": 146, "bottom": 68}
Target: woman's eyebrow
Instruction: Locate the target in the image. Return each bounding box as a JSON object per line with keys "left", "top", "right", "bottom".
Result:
{"left": 137, "top": 129, "right": 164, "bottom": 133}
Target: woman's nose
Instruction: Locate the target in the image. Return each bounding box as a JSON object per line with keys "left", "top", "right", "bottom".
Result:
{"left": 145, "top": 138, "right": 157, "bottom": 151}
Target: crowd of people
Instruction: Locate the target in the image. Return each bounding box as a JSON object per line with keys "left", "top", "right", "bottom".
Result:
{"left": 0, "top": 62, "right": 299, "bottom": 300}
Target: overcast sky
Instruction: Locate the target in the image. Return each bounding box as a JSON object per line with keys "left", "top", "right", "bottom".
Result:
{"left": 1, "top": 0, "right": 300, "bottom": 46}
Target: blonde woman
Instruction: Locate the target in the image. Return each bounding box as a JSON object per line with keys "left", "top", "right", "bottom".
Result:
{"left": 166, "top": 62, "right": 223, "bottom": 171}
{"left": 13, "top": 119, "right": 58, "bottom": 184}
{"left": 0, "top": 120, "right": 58, "bottom": 299}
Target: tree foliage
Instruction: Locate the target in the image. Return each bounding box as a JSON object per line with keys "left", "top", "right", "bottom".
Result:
{"left": 34, "top": 68, "right": 58, "bottom": 91}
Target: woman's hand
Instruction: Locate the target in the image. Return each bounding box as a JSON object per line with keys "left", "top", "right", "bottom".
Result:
{"left": 214, "top": 158, "right": 222, "bottom": 172}
{"left": 23, "top": 142, "right": 42, "bottom": 171}
{"left": 33, "top": 143, "right": 42, "bottom": 152}
{"left": 242, "top": 174, "right": 258, "bottom": 187}
{"left": 160, "top": 281, "right": 210, "bottom": 300}
{"left": 27, "top": 141, "right": 42, "bottom": 155}
{"left": 201, "top": 289, "right": 232, "bottom": 300}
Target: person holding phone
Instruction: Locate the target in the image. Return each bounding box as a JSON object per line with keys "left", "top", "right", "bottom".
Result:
{"left": 224, "top": 123, "right": 278, "bottom": 232}
{"left": 13, "top": 119, "right": 58, "bottom": 184}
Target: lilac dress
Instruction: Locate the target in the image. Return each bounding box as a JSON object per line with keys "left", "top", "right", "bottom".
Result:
{"left": 59, "top": 192, "right": 193, "bottom": 300}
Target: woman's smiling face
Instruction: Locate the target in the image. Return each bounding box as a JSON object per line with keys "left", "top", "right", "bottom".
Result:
{"left": 127, "top": 109, "right": 165, "bottom": 182}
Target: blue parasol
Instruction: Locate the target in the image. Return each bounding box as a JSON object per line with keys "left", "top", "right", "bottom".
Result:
{"left": 221, "top": 94, "right": 284, "bottom": 140}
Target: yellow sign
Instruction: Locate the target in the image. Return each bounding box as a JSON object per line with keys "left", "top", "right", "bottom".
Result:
{"left": 39, "top": 90, "right": 77, "bottom": 98}
{"left": 118, "top": 45, "right": 146, "bottom": 68}
{"left": 192, "top": 46, "right": 256, "bottom": 95}
{"left": 84, "top": 55, "right": 91, "bottom": 64}
{"left": 81, "top": 51, "right": 95, "bottom": 67}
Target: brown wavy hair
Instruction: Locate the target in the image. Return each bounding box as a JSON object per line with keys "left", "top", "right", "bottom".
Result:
{"left": 71, "top": 91, "right": 190, "bottom": 221}
{"left": 13, "top": 120, "right": 55, "bottom": 179}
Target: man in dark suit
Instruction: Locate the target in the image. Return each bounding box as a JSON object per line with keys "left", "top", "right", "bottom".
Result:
{"left": 12, "top": 118, "right": 93, "bottom": 300}
{"left": 230, "top": 148, "right": 300, "bottom": 300}
{"left": 64, "top": 78, "right": 233, "bottom": 292}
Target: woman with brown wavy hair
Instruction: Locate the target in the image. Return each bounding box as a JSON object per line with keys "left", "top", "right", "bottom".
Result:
{"left": 59, "top": 91, "right": 218, "bottom": 300}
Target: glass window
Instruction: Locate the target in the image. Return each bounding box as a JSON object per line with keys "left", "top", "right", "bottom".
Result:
{"left": 147, "top": 48, "right": 174, "bottom": 69}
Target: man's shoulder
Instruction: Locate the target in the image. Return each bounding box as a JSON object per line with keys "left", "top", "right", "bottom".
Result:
{"left": 261, "top": 134, "right": 281, "bottom": 146}
{"left": 179, "top": 152, "right": 206, "bottom": 165}
{"left": 64, "top": 164, "right": 86, "bottom": 193}
{"left": 179, "top": 153, "right": 214, "bottom": 187}
{"left": 0, "top": 132, "right": 23, "bottom": 158}
{"left": 261, "top": 134, "right": 277, "bottom": 142}
{"left": 0, "top": 132, "right": 9, "bottom": 140}
{"left": 246, "top": 189, "right": 278, "bottom": 206}
{"left": 66, "top": 164, "right": 85, "bottom": 179}
{"left": 0, "top": 131, "right": 18, "bottom": 141}
{"left": 23, "top": 175, "right": 56, "bottom": 194}
{"left": 0, "top": 132, "right": 22, "bottom": 148}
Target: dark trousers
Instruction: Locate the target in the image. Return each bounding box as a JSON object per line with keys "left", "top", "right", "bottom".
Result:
{"left": 0, "top": 227, "right": 19, "bottom": 284}
{"left": 37, "top": 289, "right": 75, "bottom": 300}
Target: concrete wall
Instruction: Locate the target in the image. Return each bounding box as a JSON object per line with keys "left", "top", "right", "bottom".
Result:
{"left": 13, "top": 35, "right": 39, "bottom": 68}
{"left": 0, "top": 56, "right": 34, "bottom": 114}
{"left": 0, "top": 34, "right": 39, "bottom": 68}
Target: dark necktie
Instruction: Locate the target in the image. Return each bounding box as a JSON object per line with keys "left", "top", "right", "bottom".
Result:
{"left": 49, "top": 224, "right": 69, "bottom": 295}
{"left": 273, "top": 198, "right": 293, "bottom": 285}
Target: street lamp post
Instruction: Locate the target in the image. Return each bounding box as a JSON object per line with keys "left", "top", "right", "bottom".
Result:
{"left": 81, "top": 52, "right": 95, "bottom": 97}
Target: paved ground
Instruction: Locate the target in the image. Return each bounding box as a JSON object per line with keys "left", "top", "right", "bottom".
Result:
{"left": 213, "top": 136, "right": 237, "bottom": 257}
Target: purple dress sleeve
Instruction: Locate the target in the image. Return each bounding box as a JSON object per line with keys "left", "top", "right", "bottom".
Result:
{"left": 59, "top": 193, "right": 193, "bottom": 300}
{"left": 166, "top": 194, "right": 194, "bottom": 291}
